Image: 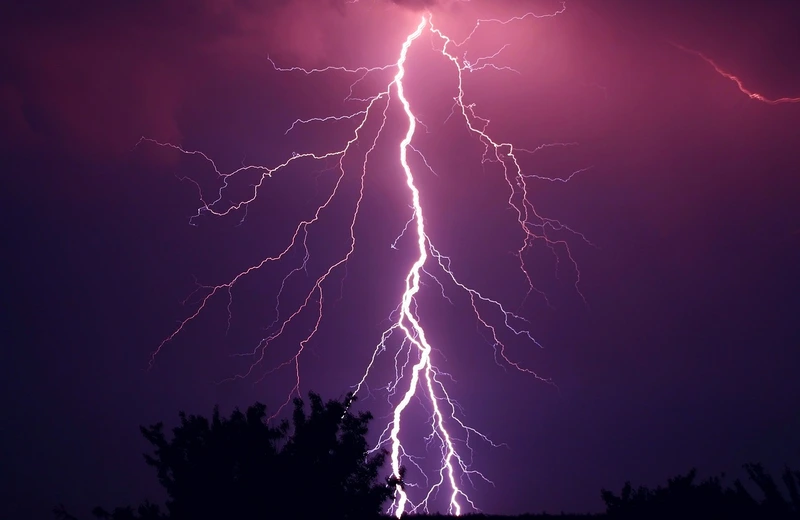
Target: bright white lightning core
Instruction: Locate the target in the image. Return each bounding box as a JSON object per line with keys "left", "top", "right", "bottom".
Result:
{"left": 143, "top": 3, "right": 590, "bottom": 517}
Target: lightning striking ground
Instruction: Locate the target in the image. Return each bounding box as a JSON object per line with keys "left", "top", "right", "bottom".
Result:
{"left": 141, "top": 2, "right": 588, "bottom": 516}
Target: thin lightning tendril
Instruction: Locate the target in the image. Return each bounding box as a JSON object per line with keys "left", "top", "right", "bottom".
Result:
{"left": 140, "top": 2, "right": 590, "bottom": 516}
{"left": 671, "top": 42, "right": 800, "bottom": 105}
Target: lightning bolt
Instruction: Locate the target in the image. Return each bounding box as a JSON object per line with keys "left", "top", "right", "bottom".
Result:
{"left": 672, "top": 42, "right": 800, "bottom": 105}
{"left": 140, "top": 2, "right": 589, "bottom": 516}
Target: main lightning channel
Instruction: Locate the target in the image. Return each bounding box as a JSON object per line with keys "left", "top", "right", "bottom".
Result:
{"left": 143, "top": 3, "right": 584, "bottom": 517}
{"left": 382, "top": 15, "right": 466, "bottom": 517}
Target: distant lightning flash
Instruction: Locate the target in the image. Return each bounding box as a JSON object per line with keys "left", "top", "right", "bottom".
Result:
{"left": 672, "top": 42, "right": 800, "bottom": 105}
{"left": 142, "top": 2, "right": 588, "bottom": 516}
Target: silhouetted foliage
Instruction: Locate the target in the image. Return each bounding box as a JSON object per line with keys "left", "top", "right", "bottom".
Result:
{"left": 90, "top": 501, "right": 166, "bottom": 520}
{"left": 52, "top": 393, "right": 799, "bottom": 520}
{"left": 58, "top": 392, "right": 396, "bottom": 520}
{"left": 53, "top": 505, "right": 80, "bottom": 520}
{"left": 601, "top": 463, "right": 800, "bottom": 519}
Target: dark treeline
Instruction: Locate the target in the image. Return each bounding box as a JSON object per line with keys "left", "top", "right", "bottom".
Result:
{"left": 54, "top": 392, "right": 800, "bottom": 520}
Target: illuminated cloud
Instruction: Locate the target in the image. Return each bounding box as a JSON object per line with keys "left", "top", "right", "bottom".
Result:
{"left": 0, "top": 0, "right": 495, "bottom": 159}
{"left": 389, "top": 0, "right": 439, "bottom": 10}
{"left": 0, "top": 1, "right": 347, "bottom": 159}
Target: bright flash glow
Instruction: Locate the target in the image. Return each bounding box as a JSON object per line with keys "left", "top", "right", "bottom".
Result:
{"left": 140, "top": 2, "right": 590, "bottom": 516}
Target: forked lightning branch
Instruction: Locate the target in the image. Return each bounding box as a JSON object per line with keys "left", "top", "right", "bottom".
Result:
{"left": 141, "top": 2, "right": 591, "bottom": 516}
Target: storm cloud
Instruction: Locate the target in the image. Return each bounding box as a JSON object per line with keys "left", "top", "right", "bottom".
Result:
{"left": 389, "top": 0, "right": 439, "bottom": 10}
{"left": 1, "top": 0, "right": 476, "bottom": 160}
{"left": 0, "top": 0, "right": 357, "bottom": 159}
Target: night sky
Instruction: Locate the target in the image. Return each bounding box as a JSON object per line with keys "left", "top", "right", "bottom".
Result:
{"left": 3, "top": 0, "right": 800, "bottom": 518}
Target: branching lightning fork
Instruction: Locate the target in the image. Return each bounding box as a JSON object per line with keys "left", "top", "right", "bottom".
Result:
{"left": 671, "top": 42, "right": 800, "bottom": 104}
{"left": 141, "top": 2, "right": 591, "bottom": 516}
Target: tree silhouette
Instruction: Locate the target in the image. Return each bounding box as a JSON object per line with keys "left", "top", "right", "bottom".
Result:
{"left": 601, "top": 464, "right": 800, "bottom": 519}
{"left": 54, "top": 502, "right": 165, "bottom": 520}
{"left": 60, "top": 392, "right": 396, "bottom": 520}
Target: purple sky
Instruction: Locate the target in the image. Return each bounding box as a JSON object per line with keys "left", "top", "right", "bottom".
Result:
{"left": 3, "top": 0, "right": 800, "bottom": 518}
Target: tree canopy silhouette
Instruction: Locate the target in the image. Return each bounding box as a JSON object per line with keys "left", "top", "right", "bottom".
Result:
{"left": 52, "top": 388, "right": 798, "bottom": 520}
{"left": 601, "top": 463, "right": 800, "bottom": 519}
{"left": 62, "top": 392, "right": 398, "bottom": 520}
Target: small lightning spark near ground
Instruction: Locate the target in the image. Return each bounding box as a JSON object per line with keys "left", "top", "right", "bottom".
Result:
{"left": 140, "top": 1, "right": 591, "bottom": 516}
